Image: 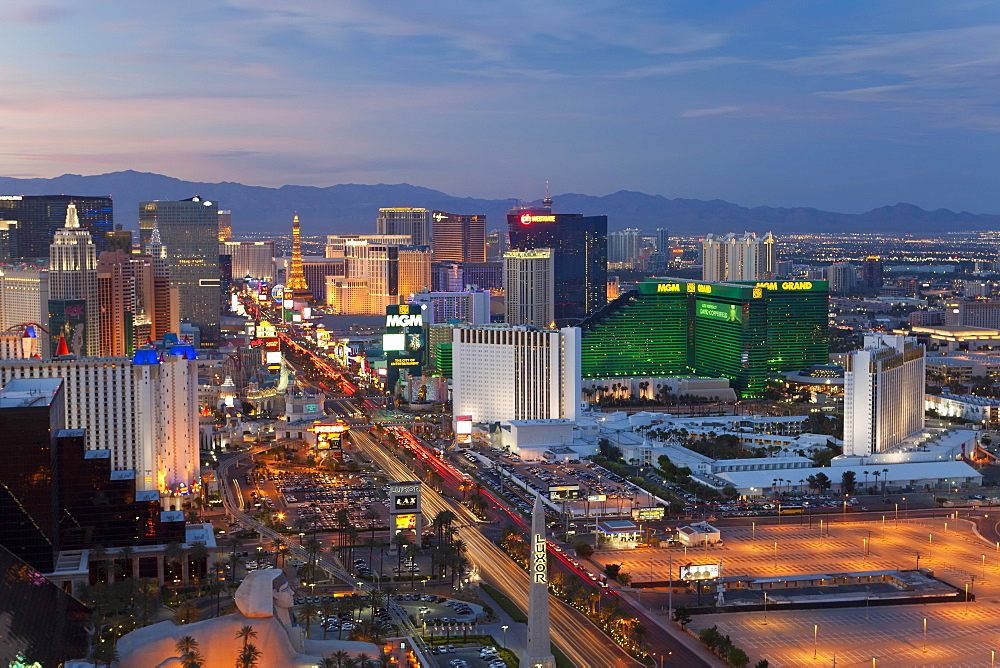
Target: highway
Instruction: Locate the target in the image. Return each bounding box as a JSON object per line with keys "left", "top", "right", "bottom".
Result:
{"left": 350, "top": 427, "right": 646, "bottom": 668}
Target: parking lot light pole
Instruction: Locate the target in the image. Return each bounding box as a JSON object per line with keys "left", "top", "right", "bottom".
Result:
{"left": 501, "top": 624, "right": 508, "bottom": 650}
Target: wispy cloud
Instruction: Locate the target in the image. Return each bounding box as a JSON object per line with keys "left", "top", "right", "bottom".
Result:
{"left": 681, "top": 105, "right": 743, "bottom": 118}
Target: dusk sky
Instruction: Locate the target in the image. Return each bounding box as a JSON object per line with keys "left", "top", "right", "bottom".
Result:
{"left": 6, "top": 1, "right": 1000, "bottom": 213}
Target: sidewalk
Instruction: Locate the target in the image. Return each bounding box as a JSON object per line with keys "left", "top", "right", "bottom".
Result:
{"left": 476, "top": 585, "right": 526, "bottom": 659}
{"left": 615, "top": 587, "right": 728, "bottom": 668}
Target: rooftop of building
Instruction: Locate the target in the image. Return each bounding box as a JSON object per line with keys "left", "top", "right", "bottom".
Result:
{"left": 717, "top": 459, "right": 981, "bottom": 490}
{"left": 598, "top": 520, "right": 639, "bottom": 533}
{"left": 930, "top": 392, "right": 1000, "bottom": 406}
{"left": 0, "top": 377, "right": 62, "bottom": 408}
{"left": 911, "top": 325, "right": 1000, "bottom": 336}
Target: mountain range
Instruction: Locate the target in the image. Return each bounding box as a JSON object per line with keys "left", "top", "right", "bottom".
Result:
{"left": 0, "top": 170, "right": 997, "bottom": 236}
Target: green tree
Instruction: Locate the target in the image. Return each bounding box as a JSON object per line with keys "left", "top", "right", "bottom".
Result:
{"left": 673, "top": 605, "right": 692, "bottom": 626}
{"left": 840, "top": 470, "right": 857, "bottom": 495}
{"left": 727, "top": 646, "right": 750, "bottom": 668}
{"left": 814, "top": 472, "right": 831, "bottom": 492}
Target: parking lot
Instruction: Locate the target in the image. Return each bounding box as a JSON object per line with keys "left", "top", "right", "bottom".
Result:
{"left": 268, "top": 469, "right": 386, "bottom": 531}
{"left": 471, "top": 452, "right": 643, "bottom": 518}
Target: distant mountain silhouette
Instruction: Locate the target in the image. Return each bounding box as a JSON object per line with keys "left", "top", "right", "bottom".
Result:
{"left": 0, "top": 170, "right": 996, "bottom": 236}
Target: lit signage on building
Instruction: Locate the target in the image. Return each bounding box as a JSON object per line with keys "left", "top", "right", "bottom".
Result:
{"left": 270, "top": 285, "right": 285, "bottom": 302}
{"left": 310, "top": 423, "right": 347, "bottom": 434}
{"left": 393, "top": 495, "right": 419, "bottom": 511}
{"left": 697, "top": 300, "right": 743, "bottom": 323}
{"left": 386, "top": 313, "right": 423, "bottom": 328}
{"left": 656, "top": 283, "right": 682, "bottom": 293}
{"left": 519, "top": 213, "right": 556, "bottom": 225}
{"left": 755, "top": 281, "right": 817, "bottom": 291}
{"left": 395, "top": 514, "right": 417, "bottom": 530}
{"left": 532, "top": 533, "right": 547, "bottom": 583}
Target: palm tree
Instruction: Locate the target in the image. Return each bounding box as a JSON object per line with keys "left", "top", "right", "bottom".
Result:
{"left": 235, "top": 624, "right": 258, "bottom": 654}
{"left": 355, "top": 652, "right": 372, "bottom": 667}
{"left": 300, "top": 601, "right": 317, "bottom": 639}
{"left": 319, "top": 659, "right": 338, "bottom": 668}
{"left": 163, "top": 541, "right": 183, "bottom": 585}
{"left": 331, "top": 648, "right": 350, "bottom": 667}
{"left": 90, "top": 544, "right": 109, "bottom": 584}
{"left": 175, "top": 635, "right": 203, "bottom": 668}
{"left": 118, "top": 545, "right": 136, "bottom": 579}
{"left": 270, "top": 537, "right": 286, "bottom": 567}
{"left": 882, "top": 468, "right": 890, "bottom": 494}
{"left": 305, "top": 537, "right": 322, "bottom": 584}
{"left": 189, "top": 541, "right": 209, "bottom": 586}
{"left": 320, "top": 598, "right": 336, "bottom": 640}
{"left": 238, "top": 643, "right": 262, "bottom": 668}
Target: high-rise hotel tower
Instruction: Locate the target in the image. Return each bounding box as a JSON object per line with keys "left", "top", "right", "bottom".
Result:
{"left": 48, "top": 203, "right": 100, "bottom": 357}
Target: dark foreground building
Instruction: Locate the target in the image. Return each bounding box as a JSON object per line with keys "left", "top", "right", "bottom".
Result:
{"left": 0, "top": 543, "right": 90, "bottom": 667}
{"left": 0, "top": 378, "right": 184, "bottom": 574}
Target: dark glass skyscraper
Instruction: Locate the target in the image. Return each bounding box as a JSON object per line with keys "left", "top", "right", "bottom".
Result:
{"left": 0, "top": 194, "right": 114, "bottom": 259}
{"left": 139, "top": 196, "right": 221, "bottom": 345}
{"left": 507, "top": 202, "right": 607, "bottom": 324}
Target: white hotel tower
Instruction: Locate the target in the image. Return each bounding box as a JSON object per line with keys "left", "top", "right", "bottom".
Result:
{"left": 702, "top": 231, "right": 776, "bottom": 282}
{"left": 0, "top": 345, "right": 201, "bottom": 505}
{"left": 49, "top": 202, "right": 100, "bottom": 356}
{"left": 452, "top": 325, "right": 581, "bottom": 425}
{"left": 844, "top": 333, "right": 926, "bottom": 457}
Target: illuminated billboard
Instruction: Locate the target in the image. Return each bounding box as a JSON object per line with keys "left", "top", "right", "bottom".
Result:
{"left": 587, "top": 494, "right": 607, "bottom": 502}
{"left": 548, "top": 485, "right": 580, "bottom": 502}
{"left": 697, "top": 300, "right": 742, "bottom": 324}
{"left": 455, "top": 415, "right": 473, "bottom": 445}
{"left": 383, "top": 333, "right": 406, "bottom": 352}
{"left": 679, "top": 563, "right": 720, "bottom": 580}
{"left": 265, "top": 351, "right": 282, "bottom": 365}
{"left": 394, "top": 514, "right": 417, "bottom": 530}
{"left": 393, "top": 495, "right": 419, "bottom": 512}
{"left": 631, "top": 506, "right": 666, "bottom": 521}
{"left": 311, "top": 422, "right": 346, "bottom": 434}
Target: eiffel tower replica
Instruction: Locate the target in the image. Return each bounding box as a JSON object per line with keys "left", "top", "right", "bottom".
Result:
{"left": 286, "top": 214, "right": 312, "bottom": 301}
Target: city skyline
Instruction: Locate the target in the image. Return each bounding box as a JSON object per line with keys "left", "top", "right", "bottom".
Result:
{"left": 5, "top": 1, "right": 1000, "bottom": 214}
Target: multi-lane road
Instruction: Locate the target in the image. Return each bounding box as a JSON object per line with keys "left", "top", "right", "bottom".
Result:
{"left": 349, "top": 426, "right": 718, "bottom": 668}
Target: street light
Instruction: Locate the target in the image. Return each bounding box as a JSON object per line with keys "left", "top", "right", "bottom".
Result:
{"left": 923, "top": 617, "right": 927, "bottom": 653}
{"left": 813, "top": 623, "right": 818, "bottom": 660}
{"left": 501, "top": 624, "right": 509, "bottom": 650}
{"left": 773, "top": 541, "right": 778, "bottom": 573}
{"left": 763, "top": 591, "right": 768, "bottom": 626}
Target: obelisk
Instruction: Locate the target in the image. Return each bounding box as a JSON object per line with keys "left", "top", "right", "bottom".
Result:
{"left": 521, "top": 495, "right": 556, "bottom": 668}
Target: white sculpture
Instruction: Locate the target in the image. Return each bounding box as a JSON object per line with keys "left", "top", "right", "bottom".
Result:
{"left": 92, "top": 569, "right": 379, "bottom": 668}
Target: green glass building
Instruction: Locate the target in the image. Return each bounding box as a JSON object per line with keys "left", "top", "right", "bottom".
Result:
{"left": 578, "top": 279, "right": 828, "bottom": 397}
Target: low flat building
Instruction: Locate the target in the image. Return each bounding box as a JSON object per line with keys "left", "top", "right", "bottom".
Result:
{"left": 926, "top": 392, "right": 1000, "bottom": 425}
{"left": 678, "top": 522, "right": 721, "bottom": 546}
{"left": 598, "top": 520, "right": 642, "bottom": 549}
